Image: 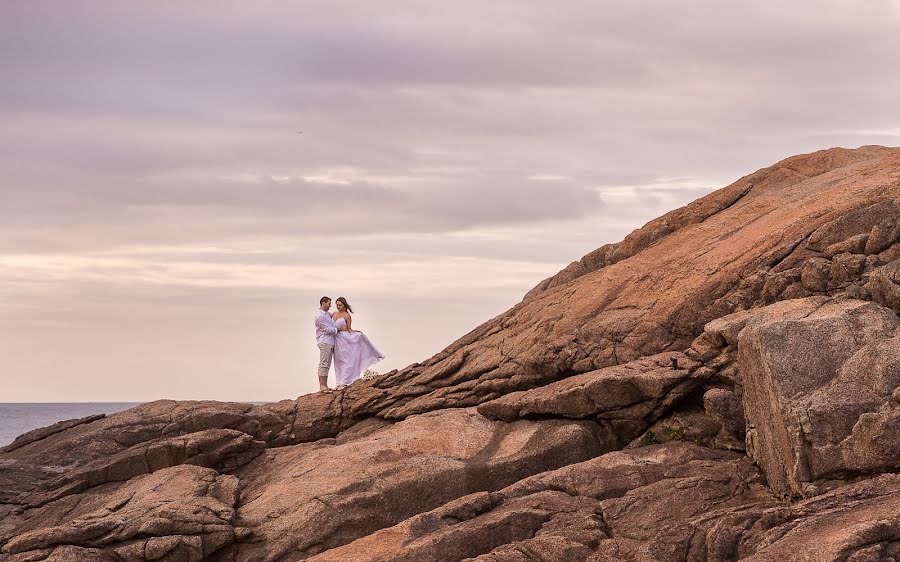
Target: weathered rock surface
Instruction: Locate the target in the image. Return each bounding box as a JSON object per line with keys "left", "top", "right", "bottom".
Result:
{"left": 735, "top": 297, "right": 900, "bottom": 497}
{"left": 0, "top": 402, "right": 283, "bottom": 508}
{"left": 307, "top": 443, "right": 773, "bottom": 562}
{"left": 309, "top": 443, "right": 900, "bottom": 562}
{"left": 477, "top": 352, "right": 700, "bottom": 422}
{"left": 2, "top": 465, "right": 240, "bottom": 560}
{"left": 737, "top": 474, "right": 900, "bottom": 561}
{"left": 228, "top": 408, "right": 611, "bottom": 560}
{"left": 1, "top": 146, "right": 899, "bottom": 561}
{"left": 476, "top": 352, "right": 719, "bottom": 448}
{"left": 867, "top": 258, "right": 900, "bottom": 313}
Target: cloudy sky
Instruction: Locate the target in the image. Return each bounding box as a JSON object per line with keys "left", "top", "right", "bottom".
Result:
{"left": 2, "top": 1, "right": 899, "bottom": 402}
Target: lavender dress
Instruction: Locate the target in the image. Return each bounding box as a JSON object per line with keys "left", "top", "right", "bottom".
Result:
{"left": 333, "top": 317, "right": 384, "bottom": 386}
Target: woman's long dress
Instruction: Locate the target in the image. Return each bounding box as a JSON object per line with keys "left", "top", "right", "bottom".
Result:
{"left": 333, "top": 317, "right": 384, "bottom": 386}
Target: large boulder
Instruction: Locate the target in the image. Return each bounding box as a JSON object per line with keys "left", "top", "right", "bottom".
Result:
{"left": 736, "top": 297, "right": 900, "bottom": 497}
{"left": 867, "top": 258, "right": 900, "bottom": 314}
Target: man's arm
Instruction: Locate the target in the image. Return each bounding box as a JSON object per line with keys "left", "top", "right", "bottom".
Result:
{"left": 315, "top": 312, "right": 338, "bottom": 335}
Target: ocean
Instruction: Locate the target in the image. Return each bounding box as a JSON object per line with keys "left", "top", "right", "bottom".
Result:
{"left": 0, "top": 403, "right": 142, "bottom": 448}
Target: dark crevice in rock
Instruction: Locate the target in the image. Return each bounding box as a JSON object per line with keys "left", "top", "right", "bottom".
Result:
{"left": 767, "top": 232, "right": 814, "bottom": 270}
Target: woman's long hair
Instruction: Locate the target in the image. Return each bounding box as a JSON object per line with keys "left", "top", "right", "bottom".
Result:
{"left": 336, "top": 297, "right": 353, "bottom": 313}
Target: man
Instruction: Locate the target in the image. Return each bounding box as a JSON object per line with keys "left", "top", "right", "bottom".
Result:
{"left": 314, "top": 296, "right": 339, "bottom": 393}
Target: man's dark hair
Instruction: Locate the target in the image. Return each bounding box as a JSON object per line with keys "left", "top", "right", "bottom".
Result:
{"left": 320, "top": 296, "right": 331, "bottom": 305}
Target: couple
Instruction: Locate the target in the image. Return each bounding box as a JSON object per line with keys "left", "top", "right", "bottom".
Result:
{"left": 315, "top": 296, "right": 384, "bottom": 393}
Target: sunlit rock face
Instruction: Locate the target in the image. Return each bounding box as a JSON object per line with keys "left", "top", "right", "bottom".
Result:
{"left": 1, "top": 146, "right": 899, "bottom": 561}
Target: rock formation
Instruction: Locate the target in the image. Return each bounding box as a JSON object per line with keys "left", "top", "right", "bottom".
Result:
{"left": 1, "top": 145, "right": 898, "bottom": 561}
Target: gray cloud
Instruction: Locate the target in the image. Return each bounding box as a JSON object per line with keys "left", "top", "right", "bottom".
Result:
{"left": 4, "top": 0, "right": 897, "bottom": 256}
{"left": 2, "top": 0, "right": 899, "bottom": 400}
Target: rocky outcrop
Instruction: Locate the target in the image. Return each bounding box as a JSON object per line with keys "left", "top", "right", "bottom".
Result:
{"left": 1, "top": 415, "right": 107, "bottom": 455}
{"left": 307, "top": 443, "right": 771, "bottom": 562}
{"left": 0, "top": 402, "right": 287, "bottom": 509}
{"left": 476, "top": 352, "right": 717, "bottom": 448}
{"left": 1, "top": 146, "right": 899, "bottom": 561}
{"left": 3, "top": 409, "right": 611, "bottom": 561}
{"left": 2, "top": 465, "right": 241, "bottom": 560}
{"left": 307, "top": 443, "right": 900, "bottom": 562}
{"left": 229, "top": 408, "right": 611, "bottom": 560}
{"left": 326, "top": 146, "right": 900, "bottom": 426}
{"left": 736, "top": 297, "right": 900, "bottom": 497}
{"left": 867, "top": 257, "right": 900, "bottom": 313}
{"left": 737, "top": 474, "right": 900, "bottom": 561}
{"left": 476, "top": 352, "right": 700, "bottom": 422}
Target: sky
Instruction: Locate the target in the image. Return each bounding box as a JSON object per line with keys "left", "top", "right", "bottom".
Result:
{"left": 2, "top": 1, "right": 899, "bottom": 402}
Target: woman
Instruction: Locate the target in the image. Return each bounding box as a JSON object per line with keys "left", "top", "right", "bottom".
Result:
{"left": 332, "top": 297, "right": 384, "bottom": 389}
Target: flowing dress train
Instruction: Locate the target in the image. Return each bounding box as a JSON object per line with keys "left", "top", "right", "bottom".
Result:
{"left": 333, "top": 317, "right": 384, "bottom": 386}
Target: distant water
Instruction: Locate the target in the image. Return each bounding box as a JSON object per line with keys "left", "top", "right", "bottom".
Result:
{"left": 0, "top": 403, "right": 141, "bottom": 447}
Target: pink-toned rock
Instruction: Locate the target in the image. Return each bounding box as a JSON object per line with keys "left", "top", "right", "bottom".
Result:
{"left": 477, "top": 352, "right": 700, "bottom": 422}
{"left": 24, "top": 429, "right": 264, "bottom": 509}
{"left": 308, "top": 443, "right": 772, "bottom": 562}
{"left": 737, "top": 297, "right": 900, "bottom": 497}
{"left": 229, "top": 408, "right": 610, "bottom": 561}
{"left": 737, "top": 474, "right": 900, "bottom": 561}
{"left": 1, "top": 401, "right": 284, "bottom": 503}
{"left": 1, "top": 415, "right": 106, "bottom": 455}
{"left": 310, "top": 444, "right": 900, "bottom": 562}
{"left": 14, "top": 546, "right": 116, "bottom": 561}
{"left": 866, "top": 258, "right": 900, "bottom": 314}
{"left": 1, "top": 465, "right": 239, "bottom": 560}
{"left": 702, "top": 387, "right": 746, "bottom": 449}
